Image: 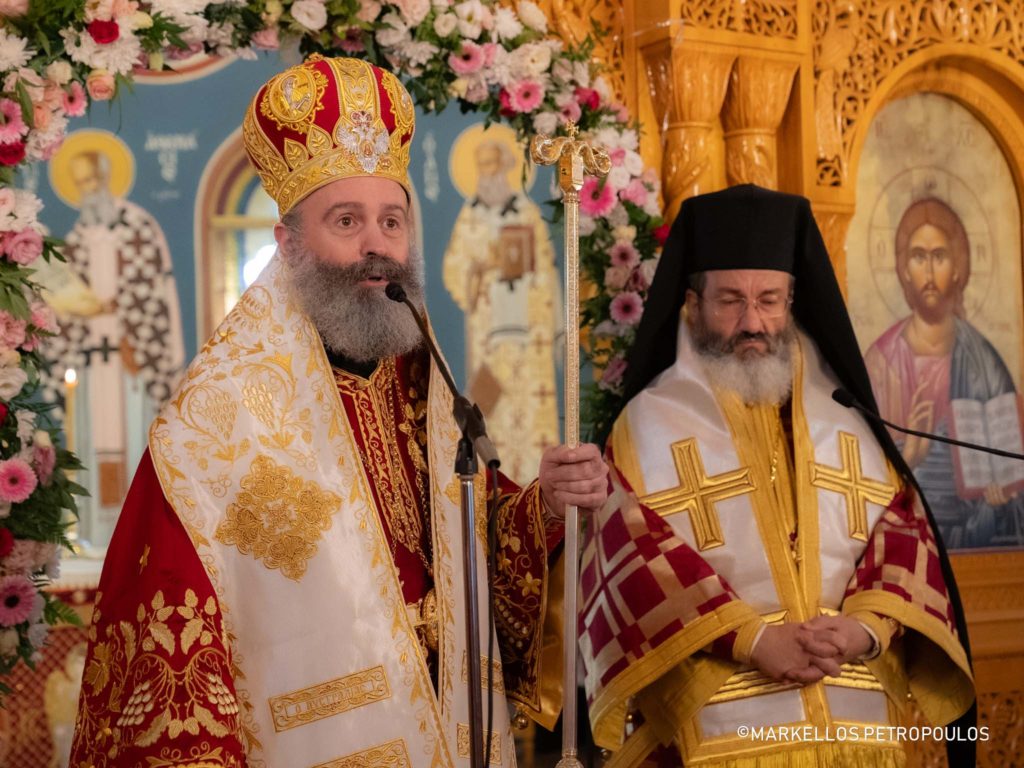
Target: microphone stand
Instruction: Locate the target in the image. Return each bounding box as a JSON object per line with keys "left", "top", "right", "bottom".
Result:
{"left": 387, "top": 283, "right": 495, "bottom": 768}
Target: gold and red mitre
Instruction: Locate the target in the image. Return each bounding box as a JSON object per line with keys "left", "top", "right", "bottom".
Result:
{"left": 242, "top": 54, "right": 415, "bottom": 215}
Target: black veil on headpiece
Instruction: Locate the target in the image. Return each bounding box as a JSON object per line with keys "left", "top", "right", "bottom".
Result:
{"left": 604, "top": 184, "right": 976, "bottom": 763}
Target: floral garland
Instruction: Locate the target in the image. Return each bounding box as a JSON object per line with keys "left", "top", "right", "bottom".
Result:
{"left": 0, "top": 0, "right": 664, "bottom": 687}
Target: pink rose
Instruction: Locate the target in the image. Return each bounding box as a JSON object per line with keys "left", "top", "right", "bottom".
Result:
{"left": 0, "top": 312, "right": 26, "bottom": 350}
{"left": 0, "top": 0, "right": 28, "bottom": 17}
{"left": 619, "top": 179, "right": 649, "bottom": 207}
{"left": 31, "top": 103, "right": 51, "bottom": 132}
{"left": 251, "top": 27, "right": 280, "bottom": 50}
{"left": 599, "top": 355, "right": 627, "bottom": 391}
{"left": 3, "top": 229, "right": 42, "bottom": 266}
{"left": 85, "top": 70, "right": 116, "bottom": 101}
{"left": 32, "top": 444, "right": 55, "bottom": 486}
{"left": 30, "top": 302, "right": 57, "bottom": 334}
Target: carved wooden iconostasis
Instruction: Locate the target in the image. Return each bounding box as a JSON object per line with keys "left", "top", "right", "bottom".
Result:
{"left": 575, "top": 1, "right": 1024, "bottom": 765}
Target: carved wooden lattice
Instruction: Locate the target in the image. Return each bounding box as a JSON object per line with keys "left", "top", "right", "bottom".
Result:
{"left": 812, "top": 0, "right": 1024, "bottom": 187}
{"left": 680, "top": 0, "right": 798, "bottom": 38}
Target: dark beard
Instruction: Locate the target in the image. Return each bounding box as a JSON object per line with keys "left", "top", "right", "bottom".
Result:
{"left": 285, "top": 248, "right": 426, "bottom": 363}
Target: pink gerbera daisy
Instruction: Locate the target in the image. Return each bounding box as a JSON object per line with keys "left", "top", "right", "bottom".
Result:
{"left": 0, "top": 574, "right": 35, "bottom": 627}
{"left": 580, "top": 176, "right": 616, "bottom": 218}
{"left": 448, "top": 41, "right": 485, "bottom": 75}
{"left": 609, "top": 241, "right": 640, "bottom": 269}
{"left": 609, "top": 291, "right": 644, "bottom": 326}
{"left": 0, "top": 99, "right": 27, "bottom": 144}
{"left": 0, "top": 458, "right": 37, "bottom": 504}
{"left": 62, "top": 82, "right": 88, "bottom": 118}
{"left": 508, "top": 79, "right": 543, "bottom": 113}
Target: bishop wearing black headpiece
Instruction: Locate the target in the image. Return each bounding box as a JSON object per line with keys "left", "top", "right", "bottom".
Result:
{"left": 578, "top": 186, "right": 976, "bottom": 767}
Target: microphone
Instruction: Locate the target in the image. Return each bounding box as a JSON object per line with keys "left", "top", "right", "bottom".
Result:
{"left": 832, "top": 388, "right": 1024, "bottom": 461}
{"left": 386, "top": 282, "right": 500, "bottom": 468}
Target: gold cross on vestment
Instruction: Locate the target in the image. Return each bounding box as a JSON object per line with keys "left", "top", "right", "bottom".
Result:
{"left": 641, "top": 438, "right": 756, "bottom": 551}
{"left": 810, "top": 432, "right": 896, "bottom": 541}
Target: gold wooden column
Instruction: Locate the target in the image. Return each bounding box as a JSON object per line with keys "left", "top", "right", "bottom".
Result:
{"left": 643, "top": 43, "right": 735, "bottom": 221}
{"left": 721, "top": 56, "right": 798, "bottom": 189}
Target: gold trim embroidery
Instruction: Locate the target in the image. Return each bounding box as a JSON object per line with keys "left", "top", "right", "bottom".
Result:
{"left": 267, "top": 666, "right": 391, "bottom": 732}
{"left": 214, "top": 454, "right": 343, "bottom": 581}
{"left": 810, "top": 431, "right": 897, "bottom": 541}
{"left": 456, "top": 724, "right": 502, "bottom": 764}
{"left": 313, "top": 738, "right": 412, "bottom": 768}
{"left": 460, "top": 652, "right": 505, "bottom": 694}
{"left": 640, "top": 438, "right": 756, "bottom": 550}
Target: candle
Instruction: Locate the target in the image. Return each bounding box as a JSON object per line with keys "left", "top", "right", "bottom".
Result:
{"left": 64, "top": 368, "right": 77, "bottom": 454}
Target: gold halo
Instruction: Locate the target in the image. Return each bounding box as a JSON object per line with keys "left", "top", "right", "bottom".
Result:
{"left": 449, "top": 122, "right": 535, "bottom": 199}
{"left": 49, "top": 129, "right": 135, "bottom": 209}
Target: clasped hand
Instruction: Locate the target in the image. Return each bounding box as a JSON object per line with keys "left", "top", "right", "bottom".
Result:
{"left": 538, "top": 443, "right": 610, "bottom": 519}
{"left": 749, "top": 615, "right": 874, "bottom": 684}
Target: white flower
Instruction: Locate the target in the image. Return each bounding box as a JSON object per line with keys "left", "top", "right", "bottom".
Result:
{"left": 607, "top": 206, "right": 629, "bottom": 228}
{"left": 395, "top": 0, "right": 431, "bottom": 26}
{"left": 399, "top": 40, "right": 439, "bottom": 69}
{"left": 376, "top": 12, "right": 410, "bottom": 48}
{"left": 643, "top": 193, "right": 662, "bottom": 218}
{"left": 513, "top": 42, "right": 551, "bottom": 77}
{"left": 150, "top": 0, "right": 208, "bottom": 13}
{"left": 432, "top": 0, "right": 451, "bottom": 6}
{"left": 0, "top": 365, "right": 27, "bottom": 400}
{"left": 594, "top": 75, "right": 612, "bottom": 102}
{"left": 532, "top": 110, "right": 559, "bottom": 136}
{"left": 206, "top": 20, "right": 237, "bottom": 47}
{"left": 517, "top": 0, "right": 547, "bottom": 32}
{"left": 595, "top": 126, "right": 638, "bottom": 153}
{"left": 0, "top": 29, "right": 33, "bottom": 71}
{"left": 640, "top": 257, "right": 659, "bottom": 286}
{"left": 579, "top": 214, "right": 597, "bottom": 236}
{"left": 623, "top": 150, "right": 644, "bottom": 176}
{"left": 33, "top": 430, "right": 52, "bottom": 449}
{"left": 607, "top": 165, "right": 631, "bottom": 192}
{"left": 0, "top": 350, "right": 18, "bottom": 367}
{"left": 45, "top": 60, "right": 73, "bottom": 85}
{"left": 28, "top": 592, "right": 44, "bottom": 624}
{"left": 60, "top": 26, "right": 142, "bottom": 76}
{"left": 454, "top": 0, "right": 490, "bottom": 39}
{"left": 493, "top": 7, "right": 523, "bottom": 40}
{"left": 355, "top": 0, "right": 382, "bottom": 22}
{"left": 44, "top": 551, "right": 60, "bottom": 580}
{"left": 433, "top": 11, "right": 457, "bottom": 37}
{"left": 10, "top": 190, "right": 42, "bottom": 232}
{"left": 290, "top": 0, "right": 328, "bottom": 31}
{"left": 15, "top": 410, "right": 35, "bottom": 444}
{"left": 0, "top": 629, "right": 17, "bottom": 657}
{"left": 27, "top": 621, "right": 48, "bottom": 650}
{"left": 26, "top": 112, "right": 68, "bottom": 163}
{"left": 613, "top": 224, "right": 637, "bottom": 242}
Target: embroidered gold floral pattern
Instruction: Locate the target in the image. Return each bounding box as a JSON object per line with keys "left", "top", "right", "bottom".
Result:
{"left": 72, "top": 590, "right": 242, "bottom": 768}
{"left": 313, "top": 738, "right": 411, "bottom": 767}
{"left": 215, "top": 454, "right": 343, "bottom": 581}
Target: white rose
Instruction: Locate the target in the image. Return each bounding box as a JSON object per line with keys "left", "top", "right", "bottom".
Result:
{"left": 517, "top": 0, "right": 547, "bottom": 32}
{"left": 0, "top": 628, "right": 18, "bottom": 657}
{"left": 593, "top": 75, "right": 613, "bottom": 103}
{"left": 0, "top": 349, "right": 19, "bottom": 367}
{"left": 355, "top": 0, "right": 382, "bottom": 22}
{"left": 27, "top": 621, "right": 48, "bottom": 650}
{"left": 376, "top": 12, "right": 409, "bottom": 47}
{"left": 45, "top": 60, "right": 73, "bottom": 85}
{"left": 640, "top": 257, "right": 659, "bottom": 285}
{"left": 607, "top": 204, "right": 628, "bottom": 228}
{"left": 532, "top": 110, "right": 559, "bottom": 136}
{"left": 613, "top": 225, "right": 637, "bottom": 242}
{"left": 624, "top": 150, "right": 644, "bottom": 176}
{"left": 290, "top": 0, "right": 327, "bottom": 31}
{"left": 515, "top": 42, "right": 551, "bottom": 77}
{"left": 431, "top": 0, "right": 451, "bottom": 6}
{"left": 608, "top": 165, "right": 631, "bottom": 192}
{"left": 15, "top": 409, "right": 35, "bottom": 443}
{"left": 396, "top": 0, "right": 431, "bottom": 26}
{"left": 28, "top": 593, "right": 44, "bottom": 624}
{"left": 643, "top": 193, "right": 662, "bottom": 217}
{"left": 0, "top": 365, "right": 27, "bottom": 400}
{"left": 33, "top": 429, "right": 52, "bottom": 449}
{"left": 433, "top": 11, "right": 457, "bottom": 36}
{"left": 579, "top": 214, "right": 597, "bottom": 236}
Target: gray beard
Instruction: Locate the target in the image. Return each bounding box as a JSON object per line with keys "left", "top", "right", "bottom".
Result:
{"left": 689, "top": 315, "right": 796, "bottom": 406}
{"left": 476, "top": 172, "right": 515, "bottom": 209}
{"left": 284, "top": 245, "right": 426, "bottom": 363}
{"left": 78, "top": 190, "right": 118, "bottom": 227}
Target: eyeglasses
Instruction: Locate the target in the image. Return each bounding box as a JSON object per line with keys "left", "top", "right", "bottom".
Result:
{"left": 700, "top": 293, "right": 793, "bottom": 322}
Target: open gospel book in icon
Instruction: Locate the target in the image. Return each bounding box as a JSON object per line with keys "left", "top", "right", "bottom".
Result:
{"left": 949, "top": 392, "right": 1024, "bottom": 500}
